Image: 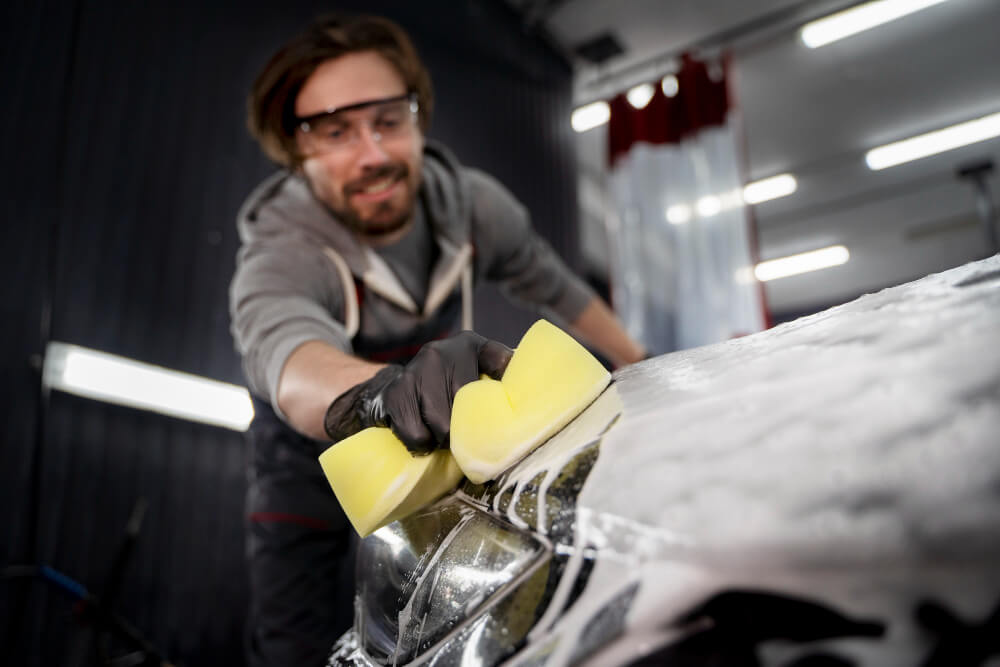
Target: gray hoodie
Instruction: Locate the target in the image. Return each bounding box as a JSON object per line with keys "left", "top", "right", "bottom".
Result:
{"left": 230, "top": 143, "right": 594, "bottom": 416}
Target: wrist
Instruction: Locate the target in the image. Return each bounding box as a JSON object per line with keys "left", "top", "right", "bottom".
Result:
{"left": 323, "top": 364, "right": 403, "bottom": 442}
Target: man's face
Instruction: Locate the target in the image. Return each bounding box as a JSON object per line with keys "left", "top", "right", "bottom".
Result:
{"left": 294, "top": 51, "right": 424, "bottom": 240}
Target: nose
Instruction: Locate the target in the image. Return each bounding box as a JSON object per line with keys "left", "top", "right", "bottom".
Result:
{"left": 354, "top": 124, "right": 389, "bottom": 167}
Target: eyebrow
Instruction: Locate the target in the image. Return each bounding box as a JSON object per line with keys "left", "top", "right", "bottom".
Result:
{"left": 295, "top": 93, "right": 411, "bottom": 125}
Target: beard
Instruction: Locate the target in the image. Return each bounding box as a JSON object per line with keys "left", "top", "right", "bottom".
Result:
{"left": 334, "top": 162, "right": 417, "bottom": 239}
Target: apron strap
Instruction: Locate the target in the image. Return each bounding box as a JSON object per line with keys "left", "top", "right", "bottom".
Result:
{"left": 461, "top": 261, "right": 474, "bottom": 331}
{"left": 322, "top": 246, "right": 360, "bottom": 339}
{"left": 323, "top": 243, "right": 474, "bottom": 339}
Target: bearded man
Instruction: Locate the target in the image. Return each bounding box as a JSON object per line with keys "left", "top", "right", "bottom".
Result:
{"left": 229, "top": 13, "right": 645, "bottom": 665}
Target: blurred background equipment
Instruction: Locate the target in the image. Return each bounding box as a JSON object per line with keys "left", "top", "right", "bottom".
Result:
{"left": 2, "top": 498, "right": 173, "bottom": 666}
{"left": 956, "top": 158, "right": 998, "bottom": 256}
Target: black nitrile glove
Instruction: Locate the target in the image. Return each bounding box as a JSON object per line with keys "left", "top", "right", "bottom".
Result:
{"left": 323, "top": 331, "right": 514, "bottom": 454}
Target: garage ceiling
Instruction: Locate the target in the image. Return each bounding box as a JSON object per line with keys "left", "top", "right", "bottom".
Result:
{"left": 507, "top": 0, "right": 1000, "bottom": 315}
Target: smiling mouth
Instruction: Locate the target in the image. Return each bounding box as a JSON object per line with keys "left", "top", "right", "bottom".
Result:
{"left": 348, "top": 165, "right": 408, "bottom": 201}
{"left": 360, "top": 177, "right": 397, "bottom": 195}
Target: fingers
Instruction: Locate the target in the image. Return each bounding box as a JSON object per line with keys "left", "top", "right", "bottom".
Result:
{"left": 379, "top": 332, "right": 513, "bottom": 453}
{"left": 478, "top": 338, "right": 514, "bottom": 380}
{"left": 417, "top": 370, "right": 452, "bottom": 450}
{"left": 431, "top": 330, "right": 512, "bottom": 381}
{"left": 381, "top": 370, "right": 436, "bottom": 454}
{"left": 405, "top": 337, "right": 476, "bottom": 451}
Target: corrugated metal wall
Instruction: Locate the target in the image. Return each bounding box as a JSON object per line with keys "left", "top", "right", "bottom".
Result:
{"left": 1, "top": 0, "right": 578, "bottom": 664}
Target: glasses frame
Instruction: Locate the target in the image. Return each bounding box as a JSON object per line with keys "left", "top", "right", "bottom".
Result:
{"left": 295, "top": 92, "right": 418, "bottom": 134}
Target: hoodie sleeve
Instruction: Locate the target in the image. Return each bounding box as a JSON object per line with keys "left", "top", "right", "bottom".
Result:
{"left": 229, "top": 237, "right": 353, "bottom": 415}
{"left": 467, "top": 170, "right": 596, "bottom": 325}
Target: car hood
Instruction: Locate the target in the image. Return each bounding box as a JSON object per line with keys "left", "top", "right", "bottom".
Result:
{"left": 331, "top": 255, "right": 1000, "bottom": 666}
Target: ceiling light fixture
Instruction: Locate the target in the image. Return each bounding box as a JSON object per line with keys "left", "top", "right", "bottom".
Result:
{"left": 664, "top": 175, "right": 798, "bottom": 226}
{"left": 571, "top": 101, "right": 611, "bottom": 132}
{"left": 696, "top": 196, "right": 722, "bottom": 218}
{"left": 661, "top": 75, "right": 679, "bottom": 98}
{"left": 665, "top": 204, "right": 692, "bottom": 225}
{"left": 865, "top": 111, "right": 1000, "bottom": 170}
{"left": 626, "top": 83, "right": 655, "bottom": 110}
{"left": 801, "top": 0, "right": 952, "bottom": 48}
{"left": 754, "top": 245, "right": 850, "bottom": 281}
{"left": 42, "top": 342, "right": 255, "bottom": 431}
{"left": 743, "top": 173, "right": 798, "bottom": 204}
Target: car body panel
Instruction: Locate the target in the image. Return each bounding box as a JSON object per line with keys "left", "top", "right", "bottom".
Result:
{"left": 330, "top": 255, "right": 1000, "bottom": 666}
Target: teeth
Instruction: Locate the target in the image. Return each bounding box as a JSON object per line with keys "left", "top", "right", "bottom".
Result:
{"left": 364, "top": 178, "right": 394, "bottom": 194}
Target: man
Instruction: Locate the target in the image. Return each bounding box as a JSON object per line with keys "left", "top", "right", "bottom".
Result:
{"left": 229, "top": 13, "right": 645, "bottom": 665}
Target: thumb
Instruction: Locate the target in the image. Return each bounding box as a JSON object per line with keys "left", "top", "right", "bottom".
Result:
{"left": 478, "top": 338, "right": 513, "bottom": 380}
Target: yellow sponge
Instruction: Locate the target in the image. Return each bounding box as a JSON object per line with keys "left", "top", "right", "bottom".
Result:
{"left": 318, "top": 428, "right": 464, "bottom": 537}
{"left": 319, "top": 320, "right": 610, "bottom": 535}
{"left": 450, "top": 320, "right": 611, "bottom": 484}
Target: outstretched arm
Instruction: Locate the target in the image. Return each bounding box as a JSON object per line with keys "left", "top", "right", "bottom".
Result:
{"left": 276, "top": 340, "right": 385, "bottom": 441}
{"left": 464, "top": 171, "right": 645, "bottom": 368}
{"left": 570, "top": 297, "right": 647, "bottom": 368}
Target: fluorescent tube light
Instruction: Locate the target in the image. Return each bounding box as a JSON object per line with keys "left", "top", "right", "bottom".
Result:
{"left": 627, "top": 83, "right": 655, "bottom": 109}
{"left": 572, "top": 101, "right": 610, "bottom": 132}
{"left": 665, "top": 204, "right": 692, "bottom": 225}
{"left": 744, "top": 173, "right": 798, "bottom": 204}
{"left": 865, "top": 111, "right": 1000, "bottom": 170}
{"left": 664, "top": 176, "right": 797, "bottom": 226}
{"left": 801, "top": 0, "right": 952, "bottom": 48}
{"left": 661, "top": 75, "right": 679, "bottom": 98}
{"left": 720, "top": 188, "right": 745, "bottom": 210}
{"left": 696, "top": 196, "right": 722, "bottom": 218}
{"left": 754, "top": 245, "right": 850, "bottom": 282}
{"left": 42, "top": 342, "right": 255, "bottom": 431}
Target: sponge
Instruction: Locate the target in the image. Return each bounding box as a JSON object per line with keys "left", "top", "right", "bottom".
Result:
{"left": 450, "top": 319, "right": 611, "bottom": 484}
{"left": 318, "top": 428, "right": 464, "bottom": 537}
{"left": 319, "top": 320, "right": 610, "bottom": 536}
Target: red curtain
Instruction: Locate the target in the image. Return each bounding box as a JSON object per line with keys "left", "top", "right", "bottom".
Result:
{"left": 608, "top": 53, "right": 731, "bottom": 166}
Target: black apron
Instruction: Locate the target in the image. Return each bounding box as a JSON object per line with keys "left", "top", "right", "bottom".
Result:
{"left": 244, "top": 288, "right": 464, "bottom": 667}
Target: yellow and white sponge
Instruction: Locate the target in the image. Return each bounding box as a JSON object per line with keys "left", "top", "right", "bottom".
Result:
{"left": 450, "top": 319, "right": 611, "bottom": 484}
{"left": 318, "top": 428, "right": 464, "bottom": 537}
{"left": 318, "top": 319, "right": 611, "bottom": 536}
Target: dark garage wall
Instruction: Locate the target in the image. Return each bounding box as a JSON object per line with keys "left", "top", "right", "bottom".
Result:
{"left": 0, "top": 1, "right": 578, "bottom": 664}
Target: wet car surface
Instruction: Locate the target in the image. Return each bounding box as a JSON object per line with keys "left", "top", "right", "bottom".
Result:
{"left": 329, "top": 255, "right": 1000, "bottom": 666}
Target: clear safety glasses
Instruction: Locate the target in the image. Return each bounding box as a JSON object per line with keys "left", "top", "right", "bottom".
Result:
{"left": 295, "top": 93, "right": 419, "bottom": 157}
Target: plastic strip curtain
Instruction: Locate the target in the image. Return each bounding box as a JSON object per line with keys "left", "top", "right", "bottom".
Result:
{"left": 606, "top": 54, "right": 765, "bottom": 354}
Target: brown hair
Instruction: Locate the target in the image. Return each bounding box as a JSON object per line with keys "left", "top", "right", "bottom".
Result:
{"left": 248, "top": 14, "right": 433, "bottom": 168}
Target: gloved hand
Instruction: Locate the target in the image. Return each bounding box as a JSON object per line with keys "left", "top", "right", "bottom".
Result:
{"left": 323, "top": 331, "right": 514, "bottom": 454}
